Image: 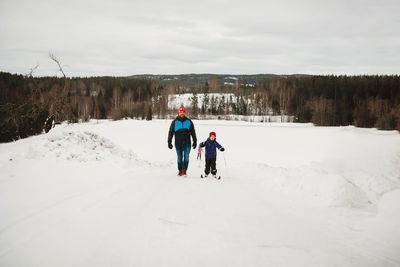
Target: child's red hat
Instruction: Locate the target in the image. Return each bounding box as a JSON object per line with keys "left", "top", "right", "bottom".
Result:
{"left": 209, "top": 131, "right": 216, "bottom": 137}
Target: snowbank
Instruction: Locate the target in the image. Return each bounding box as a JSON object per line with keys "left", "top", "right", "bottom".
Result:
{"left": 2, "top": 127, "right": 141, "bottom": 164}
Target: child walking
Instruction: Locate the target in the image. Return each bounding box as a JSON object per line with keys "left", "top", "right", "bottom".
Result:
{"left": 199, "top": 131, "right": 225, "bottom": 179}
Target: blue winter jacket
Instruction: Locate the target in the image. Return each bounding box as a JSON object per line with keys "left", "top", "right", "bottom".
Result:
{"left": 168, "top": 116, "right": 197, "bottom": 146}
{"left": 199, "top": 138, "right": 223, "bottom": 159}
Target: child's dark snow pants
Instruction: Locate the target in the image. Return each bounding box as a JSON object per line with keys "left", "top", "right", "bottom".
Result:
{"left": 205, "top": 158, "right": 217, "bottom": 175}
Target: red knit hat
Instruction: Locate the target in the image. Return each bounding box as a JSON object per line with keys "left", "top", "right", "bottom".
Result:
{"left": 177, "top": 107, "right": 186, "bottom": 115}
{"left": 209, "top": 131, "right": 216, "bottom": 137}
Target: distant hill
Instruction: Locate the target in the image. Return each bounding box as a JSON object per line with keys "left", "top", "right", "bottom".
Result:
{"left": 127, "top": 74, "right": 309, "bottom": 87}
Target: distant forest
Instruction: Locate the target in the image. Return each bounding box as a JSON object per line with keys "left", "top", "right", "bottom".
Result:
{"left": 1, "top": 71, "right": 399, "bottom": 142}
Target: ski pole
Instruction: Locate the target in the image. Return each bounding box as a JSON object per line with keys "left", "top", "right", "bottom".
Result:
{"left": 223, "top": 151, "right": 227, "bottom": 167}
{"left": 223, "top": 151, "right": 230, "bottom": 178}
{"left": 197, "top": 147, "right": 202, "bottom": 168}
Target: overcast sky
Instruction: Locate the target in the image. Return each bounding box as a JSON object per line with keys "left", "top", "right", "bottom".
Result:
{"left": 1, "top": 0, "right": 399, "bottom": 77}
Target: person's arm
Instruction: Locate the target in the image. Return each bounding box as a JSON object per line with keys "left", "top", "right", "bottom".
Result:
{"left": 190, "top": 120, "right": 197, "bottom": 148}
{"left": 168, "top": 120, "right": 175, "bottom": 147}
{"left": 216, "top": 141, "right": 224, "bottom": 151}
{"left": 199, "top": 141, "right": 206, "bottom": 147}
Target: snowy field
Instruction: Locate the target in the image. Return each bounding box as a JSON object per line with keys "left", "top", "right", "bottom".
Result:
{"left": 1, "top": 119, "right": 400, "bottom": 267}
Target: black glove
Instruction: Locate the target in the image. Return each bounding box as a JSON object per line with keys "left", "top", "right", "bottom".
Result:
{"left": 192, "top": 142, "right": 197, "bottom": 149}
{"left": 220, "top": 147, "right": 225, "bottom": 152}
{"left": 168, "top": 143, "right": 173, "bottom": 149}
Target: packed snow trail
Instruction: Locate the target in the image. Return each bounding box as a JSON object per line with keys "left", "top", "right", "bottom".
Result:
{"left": 0, "top": 120, "right": 400, "bottom": 267}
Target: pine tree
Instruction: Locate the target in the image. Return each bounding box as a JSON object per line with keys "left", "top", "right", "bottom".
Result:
{"left": 146, "top": 105, "right": 153, "bottom": 121}
{"left": 191, "top": 92, "right": 198, "bottom": 118}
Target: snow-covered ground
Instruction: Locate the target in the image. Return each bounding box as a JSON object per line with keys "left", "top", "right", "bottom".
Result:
{"left": 1, "top": 119, "right": 400, "bottom": 267}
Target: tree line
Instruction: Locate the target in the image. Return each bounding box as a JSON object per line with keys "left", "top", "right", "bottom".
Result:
{"left": 255, "top": 75, "right": 400, "bottom": 130}
{"left": 0, "top": 71, "right": 160, "bottom": 142}
{"left": 1, "top": 71, "right": 399, "bottom": 142}
{"left": 184, "top": 75, "right": 400, "bottom": 131}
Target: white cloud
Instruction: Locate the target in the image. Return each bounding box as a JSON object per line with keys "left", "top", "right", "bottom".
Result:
{"left": 0, "top": 0, "right": 399, "bottom": 76}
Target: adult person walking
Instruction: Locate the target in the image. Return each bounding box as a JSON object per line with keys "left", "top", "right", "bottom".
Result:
{"left": 168, "top": 107, "right": 197, "bottom": 177}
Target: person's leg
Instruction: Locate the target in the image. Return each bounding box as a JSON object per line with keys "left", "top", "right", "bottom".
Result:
{"left": 211, "top": 158, "right": 217, "bottom": 175}
{"left": 182, "top": 143, "right": 191, "bottom": 170}
{"left": 175, "top": 145, "right": 183, "bottom": 171}
{"left": 205, "top": 158, "right": 211, "bottom": 175}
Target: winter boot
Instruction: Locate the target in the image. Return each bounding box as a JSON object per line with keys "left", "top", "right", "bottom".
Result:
{"left": 178, "top": 170, "right": 182, "bottom": 176}
{"left": 182, "top": 169, "right": 187, "bottom": 177}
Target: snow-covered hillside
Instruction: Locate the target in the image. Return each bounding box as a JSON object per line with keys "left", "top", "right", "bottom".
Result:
{"left": 167, "top": 93, "right": 293, "bottom": 122}
{"left": 1, "top": 120, "right": 400, "bottom": 267}
{"left": 168, "top": 93, "right": 235, "bottom": 110}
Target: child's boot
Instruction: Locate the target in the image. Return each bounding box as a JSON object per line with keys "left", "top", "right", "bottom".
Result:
{"left": 201, "top": 172, "right": 208, "bottom": 178}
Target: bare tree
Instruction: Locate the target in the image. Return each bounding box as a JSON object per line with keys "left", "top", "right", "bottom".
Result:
{"left": 26, "top": 64, "right": 39, "bottom": 78}
{"left": 48, "top": 52, "right": 70, "bottom": 122}
{"left": 49, "top": 52, "right": 67, "bottom": 91}
{"left": 25, "top": 64, "right": 40, "bottom": 102}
